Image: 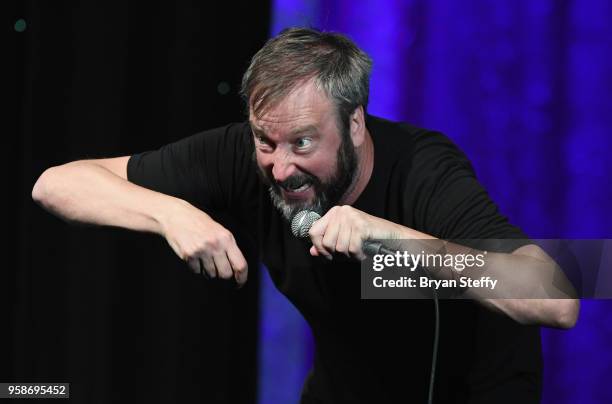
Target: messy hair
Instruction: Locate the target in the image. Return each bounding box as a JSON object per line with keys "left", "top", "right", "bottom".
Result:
{"left": 241, "top": 27, "right": 372, "bottom": 132}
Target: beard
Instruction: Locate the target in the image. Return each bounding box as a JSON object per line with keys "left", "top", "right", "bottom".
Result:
{"left": 255, "top": 128, "right": 358, "bottom": 222}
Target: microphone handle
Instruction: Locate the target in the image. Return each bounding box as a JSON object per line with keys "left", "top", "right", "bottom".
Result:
{"left": 362, "top": 240, "right": 395, "bottom": 256}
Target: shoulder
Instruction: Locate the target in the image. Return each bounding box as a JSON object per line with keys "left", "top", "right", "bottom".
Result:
{"left": 366, "top": 114, "right": 474, "bottom": 176}
{"left": 126, "top": 120, "right": 256, "bottom": 202}
{"left": 182, "top": 121, "right": 253, "bottom": 150}
{"left": 159, "top": 121, "right": 255, "bottom": 167}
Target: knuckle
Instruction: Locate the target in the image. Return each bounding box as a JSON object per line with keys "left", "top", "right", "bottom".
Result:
{"left": 182, "top": 248, "right": 196, "bottom": 260}
{"left": 336, "top": 238, "right": 348, "bottom": 249}
{"left": 218, "top": 269, "right": 233, "bottom": 279}
{"left": 354, "top": 219, "right": 365, "bottom": 230}
{"left": 203, "top": 238, "right": 219, "bottom": 250}
{"left": 220, "top": 230, "right": 234, "bottom": 244}
{"left": 308, "top": 227, "right": 317, "bottom": 239}
{"left": 340, "top": 205, "right": 351, "bottom": 213}
{"left": 322, "top": 239, "right": 335, "bottom": 250}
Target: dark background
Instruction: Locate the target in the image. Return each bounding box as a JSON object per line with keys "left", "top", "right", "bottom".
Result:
{"left": 8, "top": 1, "right": 270, "bottom": 402}
{"left": 7, "top": 1, "right": 612, "bottom": 403}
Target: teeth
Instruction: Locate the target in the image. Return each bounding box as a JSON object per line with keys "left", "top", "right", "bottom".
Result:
{"left": 288, "top": 184, "right": 310, "bottom": 192}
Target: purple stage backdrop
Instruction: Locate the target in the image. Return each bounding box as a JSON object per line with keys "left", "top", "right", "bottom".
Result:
{"left": 258, "top": 1, "right": 612, "bottom": 403}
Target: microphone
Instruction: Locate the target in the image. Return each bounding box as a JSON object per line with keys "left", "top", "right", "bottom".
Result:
{"left": 290, "top": 210, "right": 320, "bottom": 238}
{"left": 290, "top": 210, "right": 395, "bottom": 256}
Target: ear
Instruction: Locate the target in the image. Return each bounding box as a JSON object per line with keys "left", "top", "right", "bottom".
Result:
{"left": 349, "top": 106, "right": 366, "bottom": 147}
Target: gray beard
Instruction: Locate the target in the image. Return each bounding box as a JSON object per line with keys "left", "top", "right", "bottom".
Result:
{"left": 267, "top": 136, "right": 358, "bottom": 222}
{"left": 268, "top": 186, "right": 327, "bottom": 222}
{"left": 253, "top": 122, "right": 358, "bottom": 223}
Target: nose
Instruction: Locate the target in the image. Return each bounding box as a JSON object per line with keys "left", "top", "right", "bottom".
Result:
{"left": 256, "top": 146, "right": 297, "bottom": 183}
{"left": 271, "top": 154, "right": 297, "bottom": 183}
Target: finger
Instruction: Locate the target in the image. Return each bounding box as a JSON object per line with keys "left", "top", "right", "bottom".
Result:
{"left": 335, "top": 222, "right": 352, "bottom": 256}
{"left": 309, "top": 209, "right": 334, "bottom": 259}
{"left": 197, "top": 258, "right": 213, "bottom": 279}
{"left": 213, "top": 253, "right": 233, "bottom": 280}
{"left": 309, "top": 245, "right": 319, "bottom": 256}
{"left": 187, "top": 258, "right": 201, "bottom": 274}
{"left": 321, "top": 218, "right": 341, "bottom": 257}
{"left": 349, "top": 229, "right": 366, "bottom": 260}
{"left": 226, "top": 243, "right": 248, "bottom": 286}
{"left": 200, "top": 255, "right": 217, "bottom": 278}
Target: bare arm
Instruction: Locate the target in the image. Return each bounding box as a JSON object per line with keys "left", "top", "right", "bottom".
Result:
{"left": 397, "top": 226, "right": 580, "bottom": 329}
{"left": 32, "top": 158, "right": 248, "bottom": 284}
{"left": 482, "top": 244, "right": 580, "bottom": 328}
{"left": 307, "top": 205, "right": 580, "bottom": 329}
{"left": 33, "top": 157, "right": 173, "bottom": 233}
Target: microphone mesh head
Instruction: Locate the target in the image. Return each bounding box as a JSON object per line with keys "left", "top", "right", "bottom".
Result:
{"left": 291, "top": 210, "right": 321, "bottom": 238}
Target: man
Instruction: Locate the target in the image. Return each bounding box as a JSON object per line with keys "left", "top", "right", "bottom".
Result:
{"left": 33, "top": 28, "right": 578, "bottom": 403}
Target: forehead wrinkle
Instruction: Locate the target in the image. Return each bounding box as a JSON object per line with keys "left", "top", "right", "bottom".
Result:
{"left": 256, "top": 107, "right": 317, "bottom": 125}
{"left": 249, "top": 80, "right": 333, "bottom": 134}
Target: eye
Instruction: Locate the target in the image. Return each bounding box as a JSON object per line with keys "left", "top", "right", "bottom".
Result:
{"left": 295, "top": 137, "right": 312, "bottom": 149}
{"left": 254, "top": 133, "right": 273, "bottom": 149}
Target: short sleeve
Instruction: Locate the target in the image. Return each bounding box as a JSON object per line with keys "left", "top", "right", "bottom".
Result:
{"left": 406, "top": 131, "right": 529, "bottom": 252}
{"left": 127, "top": 122, "right": 258, "bottom": 213}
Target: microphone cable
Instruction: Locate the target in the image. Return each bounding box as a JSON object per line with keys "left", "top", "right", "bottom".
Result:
{"left": 291, "top": 211, "right": 440, "bottom": 404}
{"left": 428, "top": 281, "right": 439, "bottom": 404}
{"left": 362, "top": 241, "right": 439, "bottom": 404}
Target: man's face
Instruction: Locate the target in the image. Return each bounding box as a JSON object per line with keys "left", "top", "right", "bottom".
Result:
{"left": 249, "top": 81, "right": 358, "bottom": 221}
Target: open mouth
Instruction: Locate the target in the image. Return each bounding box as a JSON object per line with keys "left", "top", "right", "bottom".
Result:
{"left": 283, "top": 182, "right": 311, "bottom": 193}
{"left": 279, "top": 181, "right": 314, "bottom": 199}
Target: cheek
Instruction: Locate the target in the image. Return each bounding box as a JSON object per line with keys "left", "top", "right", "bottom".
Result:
{"left": 306, "top": 153, "right": 338, "bottom": 179}
{"left": 254, "top": 152, "right": 273, "bottom": 181}
{"left": 255, "top": 151, "right": 271, "bottom": 171}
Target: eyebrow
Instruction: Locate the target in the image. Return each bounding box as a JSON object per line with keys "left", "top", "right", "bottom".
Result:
{"left": 250, "top": 122, "right": 318, "bottom": 139}
{"left": 288, "top": 125, "right": 318, "bottom": 137}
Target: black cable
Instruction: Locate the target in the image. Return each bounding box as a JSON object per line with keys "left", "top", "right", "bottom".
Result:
{"left": 428, "top": 287, "right": 439, "bottom": 404}
{"left": 300, "top": 229, "right": 441, "bottom": 404}
{"left": 364, "top": 241, "right": 439, "bottom": 404}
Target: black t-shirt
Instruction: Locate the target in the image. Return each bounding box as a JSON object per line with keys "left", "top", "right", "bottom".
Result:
{"left": 127, "top": 115, "right": 542, "bottom": 404}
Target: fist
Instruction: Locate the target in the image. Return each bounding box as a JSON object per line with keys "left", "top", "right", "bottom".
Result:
{"left": 308, "top": 205, "right": 401, "bottom": 261}
{"left": 160, "top": 200, "right": 248, "bottom": 286}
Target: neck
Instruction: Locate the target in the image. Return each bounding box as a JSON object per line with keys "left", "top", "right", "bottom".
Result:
{"left": 341, "top": 128, "right": 374, "bottom": 205}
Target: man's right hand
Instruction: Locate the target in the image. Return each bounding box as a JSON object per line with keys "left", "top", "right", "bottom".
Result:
{"left": 160, "top": 200, "right": 248, "bottom": 286}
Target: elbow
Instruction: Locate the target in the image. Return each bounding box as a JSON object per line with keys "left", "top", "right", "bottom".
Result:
{"left": 32, "top": 166, "right": 65, "bottom": 211}
{"left": 490, "top": 298, "right": 580, "bottom": 329}
{"left": 554, "top": 299, "right": 580, "bottom": 329}
{"left": 32, "top": 167, "right": 54, "bottom": 206}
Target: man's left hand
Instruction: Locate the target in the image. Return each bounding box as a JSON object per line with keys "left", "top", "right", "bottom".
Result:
{"left": 308, "top": 205, "right": 403, "bottom": 260}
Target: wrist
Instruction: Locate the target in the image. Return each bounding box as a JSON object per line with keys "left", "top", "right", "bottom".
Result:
{"left": 386, "top": 220, "right": 435, "bottom": 241}
{"left": 151, "top": 196, "right": 194, "bottom": 236}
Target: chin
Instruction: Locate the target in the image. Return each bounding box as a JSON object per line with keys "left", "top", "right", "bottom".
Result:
{"left": 269, "top": 188, "right": 324, "bottom": 222}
